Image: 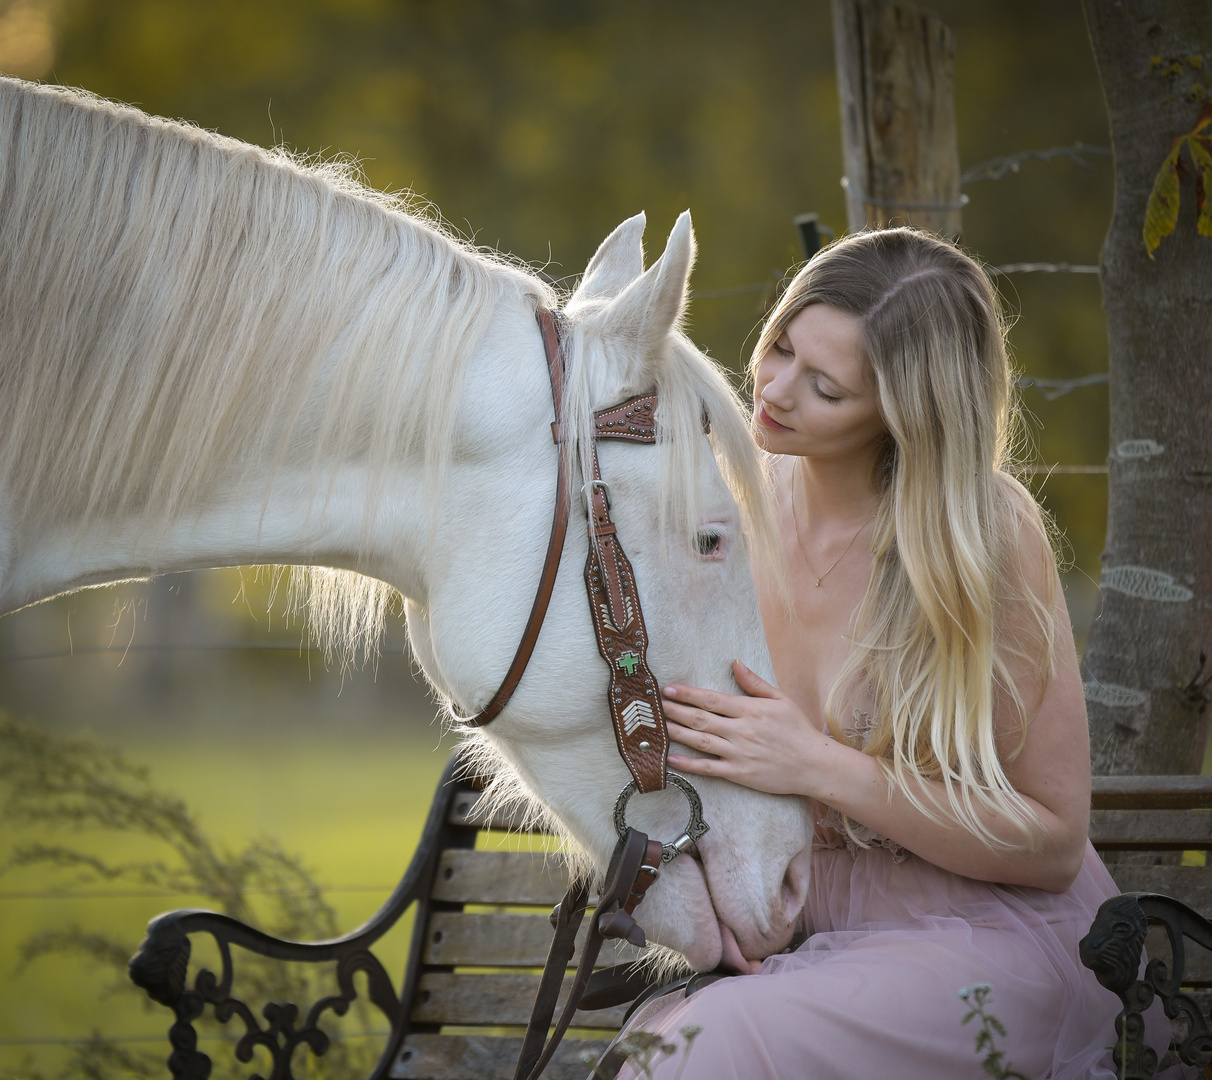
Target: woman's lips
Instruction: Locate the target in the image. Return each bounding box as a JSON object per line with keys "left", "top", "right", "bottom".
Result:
{"left": 758, "top": 405, "right": 793, "bottom": 432}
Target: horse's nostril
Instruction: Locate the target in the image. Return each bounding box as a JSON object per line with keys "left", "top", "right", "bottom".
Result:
{"left": 781, "top": 846, "right": 813, "bottom": 922}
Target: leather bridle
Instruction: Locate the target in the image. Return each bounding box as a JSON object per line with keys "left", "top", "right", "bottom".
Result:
{"left": 451, "top": 308, "right": 711, "bottom": 1080}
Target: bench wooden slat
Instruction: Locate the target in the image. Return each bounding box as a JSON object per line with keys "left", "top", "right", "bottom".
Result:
{"left": 1107, "top": 865, "right": 1212, "bottom": 916}
{"left": 391, "top": 1033, "right": 611, "bottom": 1080}
{"left": 422, "top": 911, "right": 641, "bottom": 968}
{"left": 459, "top": 776, "right": 1212, "bottom": 829}
{"left": 448, "top": 794, "right": 540, "bottom": 833}
{"left": 1089, "top": 809, "right": 1212, "bottom": 849}
{"left": 431, "top": 850, "right": 581, "bottom": 906}
{"left": 1091, "top": 776, "right": 1212, "bottom": 810}
{"left": 411, "top": 972, "right": 630, "bottom": 1027}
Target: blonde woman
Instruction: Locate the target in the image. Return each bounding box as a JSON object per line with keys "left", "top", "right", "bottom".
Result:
{"left": 614, "top": 229, "right": 1130, "bottom": 1079}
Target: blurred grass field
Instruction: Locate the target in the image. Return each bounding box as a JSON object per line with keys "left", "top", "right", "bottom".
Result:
{"left": 0, "top": 723, "right": 460, "bottom": 1078}
{"left": 0, "top": 566, "right": 466, "bottom": 1080}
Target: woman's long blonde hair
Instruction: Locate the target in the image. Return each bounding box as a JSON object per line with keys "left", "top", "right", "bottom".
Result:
{"left": 752, "top": 228, "right": 1058, "bottom": 849}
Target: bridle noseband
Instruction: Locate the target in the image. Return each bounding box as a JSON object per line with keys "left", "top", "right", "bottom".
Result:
{"left": 451, "top": 308, "right": 713, "bottom": 1080}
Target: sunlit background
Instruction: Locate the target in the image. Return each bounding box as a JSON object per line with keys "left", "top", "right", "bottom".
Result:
{"left": 0, "top": 1, "right": 1116, "bottom": 1076}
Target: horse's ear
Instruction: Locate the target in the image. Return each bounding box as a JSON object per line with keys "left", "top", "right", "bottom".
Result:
{"left": 574, "top": 212, "right": 647, "bottom": 300}
{"left": 601, "top": 210, "right": 695, "bottom": 362}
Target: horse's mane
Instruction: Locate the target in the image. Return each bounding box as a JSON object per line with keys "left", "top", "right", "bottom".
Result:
{"left": 0, "top": 77, "right": 550, "bottom": 546}
{"left": 0, "top": 77, "right": 551, "bottom": 653}
{"left": 0, "top": 78, "right": 776, "bottom": 684}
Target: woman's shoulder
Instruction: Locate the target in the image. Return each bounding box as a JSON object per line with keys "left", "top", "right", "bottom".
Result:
{"left": 989, "top": 472, "right": 1066, "bottom": 676}
{"left": 992, "top": 470, "right": 1058, "bottom": 587}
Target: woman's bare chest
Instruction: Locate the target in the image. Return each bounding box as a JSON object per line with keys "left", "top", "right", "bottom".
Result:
{"left": 760, "top": 535, "right": 873, "bottom": 727}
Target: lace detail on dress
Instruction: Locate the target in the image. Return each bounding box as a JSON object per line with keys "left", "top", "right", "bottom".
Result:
{"left": 816, "top": 706, "right": 910, "bottom": 863}
{"left": 849, "top": 707, "right": 877, "bottom": 745}
{"left": 817, "top": 805, "right": 911, "bottom": 863}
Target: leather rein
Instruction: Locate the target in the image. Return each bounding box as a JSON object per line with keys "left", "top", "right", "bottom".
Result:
{"left": 451, "top": 308, "right": 711, "bottom": 1080}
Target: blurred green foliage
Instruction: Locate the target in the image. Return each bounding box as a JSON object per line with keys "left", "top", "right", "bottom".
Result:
{"left": 0, "top": 717, "right": 385, "bottom": 1080}
{"left": 0, "top": 711, "right": 446, "bottom": 1079}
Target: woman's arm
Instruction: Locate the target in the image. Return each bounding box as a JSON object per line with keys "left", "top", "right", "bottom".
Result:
{"left": 665, "top": 521, "right": 1091, "bottom": 893}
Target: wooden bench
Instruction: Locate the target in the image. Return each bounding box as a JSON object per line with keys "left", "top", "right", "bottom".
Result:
{"left": 128, "top": 750, "right": 647, "bottom": 1080}
{"left": 127, "top": 761, "right": 1212, "bottom": 1080}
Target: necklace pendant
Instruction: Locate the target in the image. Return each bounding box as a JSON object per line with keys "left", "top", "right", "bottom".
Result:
{"left": 815, "top": 579, "right": 821, "bottom": 588}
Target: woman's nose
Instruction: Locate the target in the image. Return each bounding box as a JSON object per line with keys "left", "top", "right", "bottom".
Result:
{"left": 762, "top": 369, "right": 795, "bottom": 410}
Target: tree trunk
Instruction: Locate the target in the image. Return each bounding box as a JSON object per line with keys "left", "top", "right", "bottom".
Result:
{"left": 1081, "top": 0, "right": 1212, "bottom": 777}
{"left": 831, "top": 0, "right": 963, "bottom": 237}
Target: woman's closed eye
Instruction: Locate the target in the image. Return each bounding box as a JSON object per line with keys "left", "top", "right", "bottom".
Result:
{"left": 812, "top": 378, "right": 842, "bottom": 405}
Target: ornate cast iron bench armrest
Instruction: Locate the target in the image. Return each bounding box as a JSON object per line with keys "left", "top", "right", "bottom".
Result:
{"left": 1082, "top": 774, "right": 1212, "bottom": 1080}
{"left": 129, "top": 751, "right": 653, "bottom": 1080}
{"left": 1081, "top": 892, "right": 1212, "bottom": 1079}
{"left": 128, "top": 754, "right": 466, "bottom": 1080}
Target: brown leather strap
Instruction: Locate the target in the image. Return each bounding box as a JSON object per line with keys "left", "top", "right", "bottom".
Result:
{"left": 513, "top": 874, "right": 591, "bottom": 1079}
{"left": 585, "top": 443, "right": 670, "bottom": 794}
{"left": 459, "top": 308, "right": 568, "bottom": 726}
{"left": 592, "top": 394, "right": 659, "bottom": 442}
{"left": 516, "top": 830, "right": 663, "bottom": 1080}
{"left": 457, "top": 317, "right": 672, "bottom": 792}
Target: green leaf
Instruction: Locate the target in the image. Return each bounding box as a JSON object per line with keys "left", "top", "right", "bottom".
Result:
{"left": 1188, "top": 135, "right": 1212, "bottom": 237}
{"left": 1144, "top": 140, "right": 1184, "bottom": 257}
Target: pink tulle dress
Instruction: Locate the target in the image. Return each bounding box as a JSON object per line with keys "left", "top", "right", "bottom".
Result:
{"left": 611, "top": 812, "right": 1161, "bottom": 1080}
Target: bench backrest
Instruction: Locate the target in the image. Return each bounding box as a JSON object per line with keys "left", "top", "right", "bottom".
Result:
{"left": 1089, "top": 775, "right": 1212, "bottom": 997}
{"left": 400, "top": 773, "right": 1212, "bottom": 1077}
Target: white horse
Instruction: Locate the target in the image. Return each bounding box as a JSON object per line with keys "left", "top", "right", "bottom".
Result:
{"left": 0, "top": 77, "right": 813, "bottom": 972}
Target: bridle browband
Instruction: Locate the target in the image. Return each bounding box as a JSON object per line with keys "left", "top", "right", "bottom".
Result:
{"left": 450, "top": 308, "right": 712, "bottom": 1080}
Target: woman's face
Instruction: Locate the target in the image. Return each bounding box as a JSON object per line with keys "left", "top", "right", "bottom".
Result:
{"left": 752, "top": 303, "right": 887, "bottom": 463}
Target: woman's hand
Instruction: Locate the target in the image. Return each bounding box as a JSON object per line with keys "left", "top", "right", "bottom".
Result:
{"left": 663, "top": 660, "right": 828, "bottom": 797}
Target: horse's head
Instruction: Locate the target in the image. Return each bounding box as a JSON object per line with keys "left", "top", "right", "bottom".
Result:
{"left": 407, "top": 212, "right": 813, "bottom": 972}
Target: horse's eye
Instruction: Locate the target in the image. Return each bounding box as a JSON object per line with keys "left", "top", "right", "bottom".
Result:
{"left": 695, "top": 531, "right": 724, "bottom": 557}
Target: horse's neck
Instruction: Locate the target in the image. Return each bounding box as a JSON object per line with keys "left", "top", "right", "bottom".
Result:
{"left": 3, "top": 467, "right": 425, "bottom": 610}
{"left": 0, "top": 80, "right": 557, "bottom": 615}
{"left": 0, "top": 295, "right": 551, "bottom": 615}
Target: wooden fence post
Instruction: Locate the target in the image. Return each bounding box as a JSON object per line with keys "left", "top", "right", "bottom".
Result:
{"left": 831, "top": 0, "right": 965, "bottom": 237}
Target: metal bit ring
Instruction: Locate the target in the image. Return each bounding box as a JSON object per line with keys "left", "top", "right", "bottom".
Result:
{"left": 613, "top": 772, "right": 710, "bottom": 864}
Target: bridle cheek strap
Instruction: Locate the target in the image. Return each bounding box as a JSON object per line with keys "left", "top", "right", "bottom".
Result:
{"left": 456, "top": 308, "right": 569, "bottom": 728}
{"left": 585, "top": 405, "right": 670, "bottom": 794}
{"left": 455, "top": 312, "right": 671, "bottom": 796}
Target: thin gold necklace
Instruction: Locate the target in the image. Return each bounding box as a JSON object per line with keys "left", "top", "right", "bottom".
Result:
{"left": 790, "top": 470, "right": 872, "bottom": 588}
